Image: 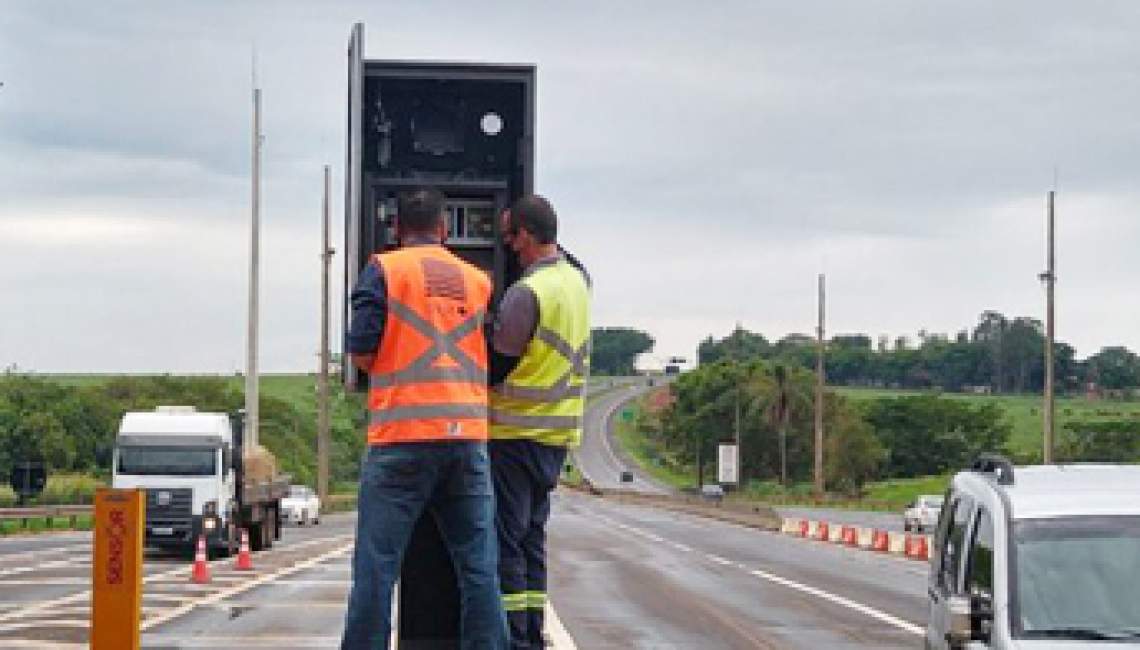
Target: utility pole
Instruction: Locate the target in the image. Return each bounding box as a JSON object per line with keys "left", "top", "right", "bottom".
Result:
{"left": 733, "top": 323, "right": 743, "bottom": 489}
{"left": 317, "top": 166, "right": 333, "bottom": 502}
{"left": 814, "top": 274, "right": 826, "bottom": 495}
{"left": 1041, "top": 190, "right": 1056, "bottom": 463}
{"left": 245, "top": 81, "right": 263, "bottom": 449}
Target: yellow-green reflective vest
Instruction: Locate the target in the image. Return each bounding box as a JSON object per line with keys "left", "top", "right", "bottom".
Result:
{"left": 490, "top": 258, "right": 591, "bottom": 448}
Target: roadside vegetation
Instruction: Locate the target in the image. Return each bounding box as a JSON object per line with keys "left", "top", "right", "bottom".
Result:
{"left": 615, "top": 317, "right": 1140, "bottom": 510}
{"left": 0, "top": 372, "right": 368, "bottom": 503}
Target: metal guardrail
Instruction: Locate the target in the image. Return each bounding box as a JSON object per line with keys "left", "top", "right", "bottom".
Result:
{"left": 0, "top": 494, "right": 361, "bottom": 530}
{"left": 0, "top": 505, "right": 92, "bottom": 529}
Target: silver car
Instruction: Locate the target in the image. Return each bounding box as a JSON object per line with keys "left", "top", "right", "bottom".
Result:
{"left": 926, "top": 455, "right": 1140, "bottom": 649}
{"left": 904, "top": 495, "right": 944, "bottom": 532}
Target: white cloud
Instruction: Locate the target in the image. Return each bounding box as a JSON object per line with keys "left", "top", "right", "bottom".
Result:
{"left": 2, "top": 1, "right": 1139, "bottom": 372}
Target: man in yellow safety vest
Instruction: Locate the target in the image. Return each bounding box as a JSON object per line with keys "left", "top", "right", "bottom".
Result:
{"left": 488, "top": 194, "right": 591, "bottom": 649}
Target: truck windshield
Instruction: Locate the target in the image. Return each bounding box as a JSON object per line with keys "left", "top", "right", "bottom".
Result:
{"left": 1016, "top": 515, "right": 1140, "bottom": 639}
{"left": 117, "top": 446, "right": 217, "bottom": 476}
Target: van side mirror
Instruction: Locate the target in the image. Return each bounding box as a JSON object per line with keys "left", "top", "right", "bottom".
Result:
{"left": 946, "top": 594, "right": 993, "bottom": 646}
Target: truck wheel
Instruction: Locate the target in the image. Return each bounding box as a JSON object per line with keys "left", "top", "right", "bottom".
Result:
{"left": 250, "top": 522, "right": 265, "bottom": 552}
{"left": 215, "top": 524, "right": 235, "bottom": 558}
{"left": 262, "top": 514, "right": 275, "bottom": 550}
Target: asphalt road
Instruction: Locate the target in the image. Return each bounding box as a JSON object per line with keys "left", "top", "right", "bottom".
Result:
{"left": 0, "top": 501, "right": 930, "bottom": 649}
{"left": 575, "top": 380, "right": 673, "bottom": 494}
{"left": 0, "top": 514, "right": 356, "bottom": 648}
{"left": 549, "top": 491, "right": 929, "bottom": 649}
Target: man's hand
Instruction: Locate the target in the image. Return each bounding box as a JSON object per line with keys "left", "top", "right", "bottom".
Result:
{"left": 351, "top": 353, "right": 376, "bottom": 373}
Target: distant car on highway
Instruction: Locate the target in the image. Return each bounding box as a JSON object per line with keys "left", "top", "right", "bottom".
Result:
{"left": 700, "top": 484, "right": 725, "bottom": 502}
{"left": 903, "top": 494, "right": 943, "bottom": 532}
{"left": 281, "top": 485, "right": 320, "bottom": 526}
{"left": 925, "top": 455, "right": 1140, "bottom": 649}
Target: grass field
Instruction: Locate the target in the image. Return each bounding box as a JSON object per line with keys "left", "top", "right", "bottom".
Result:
{"left": 835, "top": 387, "right": 1140, "bottom": 461}
{"left": 611, "top": 402, "right": 694, "bottom": 490}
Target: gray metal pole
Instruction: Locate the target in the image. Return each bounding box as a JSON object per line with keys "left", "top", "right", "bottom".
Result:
{"left": 734, "top": 378, "right": 741, "bottom": 488}
{"left": 318, "top": 166, "right": 333, "bottom": 503}
{"left": 245, "top": 86, "right": 262, "bottom": 449}
{"left": 814, "top": 274, "right": 826, "bottom": 495}
{"left": 1043, "top": 191, "right": 1056, "bottom": 464}
{"left": 734, "top": 325, "right": 742, "bottom": 489}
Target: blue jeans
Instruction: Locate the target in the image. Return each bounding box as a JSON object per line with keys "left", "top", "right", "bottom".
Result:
{"left": 340, "top": 441, "right": 507, "bottom": 650}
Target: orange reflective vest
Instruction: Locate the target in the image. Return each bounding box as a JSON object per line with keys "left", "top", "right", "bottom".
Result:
{"left": 366, "top": 245, "right": 492, "bottom": 445}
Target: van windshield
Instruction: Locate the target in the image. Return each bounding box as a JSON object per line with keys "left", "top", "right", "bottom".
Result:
{"left": 1016, "top": 515, "right": 1140, "bottom": 639}
{"left": 117, "top": 446, "right": 217, "bottom": 476}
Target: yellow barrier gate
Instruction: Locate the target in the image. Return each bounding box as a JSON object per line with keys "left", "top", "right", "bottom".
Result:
{"left": 91, "top": 488, "right": 143, "bottom": 650}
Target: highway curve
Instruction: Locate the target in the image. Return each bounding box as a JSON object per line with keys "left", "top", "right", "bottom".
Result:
{"left": 576, "top": 381, "right": 672, "bottom": 494}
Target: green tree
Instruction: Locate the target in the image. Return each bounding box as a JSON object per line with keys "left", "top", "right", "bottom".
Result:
{"left": 861, "top": 395, "right": 1011, "bottom": 477}
{"left": 697, "top": 326, "right": 771, "bottom": 365}
{"left": 1085, "top": 346, "right": 1140, "bottom": 390}
{"left": 825, "top": 394, "right": 886, "bottom": 494}
{"left": 590, "top": 327, "right": 654, "bottom": 375}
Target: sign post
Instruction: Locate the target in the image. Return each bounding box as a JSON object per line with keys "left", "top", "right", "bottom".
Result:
{"left": 717, "top": 443, "right": 738, "bottom": 485}
{"left": 91, "top": 488, "right": 144, "bottom": 650}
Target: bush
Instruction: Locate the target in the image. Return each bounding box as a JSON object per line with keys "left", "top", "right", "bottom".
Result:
{"left": 38, "top": 474, "right": 103, "bottom": 505}
{"left": 0, "top": 474, "right": 102, "bottom": 506}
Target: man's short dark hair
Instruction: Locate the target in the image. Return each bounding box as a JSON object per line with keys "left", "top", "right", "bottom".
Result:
{"left": 507, "top": 194, "right": 557, "bottom": 245}
{"left": 397, "top": 187, "right": 446, "bottom": 234}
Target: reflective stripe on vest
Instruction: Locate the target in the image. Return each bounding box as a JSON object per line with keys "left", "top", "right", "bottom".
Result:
{"left": 488, "top": 411, "right": 580, "bottom": 430}
{"left": 369, "top": 402, "right": 489, "bottom": 426}
{"left": 369, "top": 300, "right": 487, "bottom": 389}
{"left": 493, "top": 327, "right": 589, "bottom": 402}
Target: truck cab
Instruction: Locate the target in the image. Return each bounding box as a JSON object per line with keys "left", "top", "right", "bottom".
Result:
{"left": 112, "top": 406, "right": 251, "bottom": 555}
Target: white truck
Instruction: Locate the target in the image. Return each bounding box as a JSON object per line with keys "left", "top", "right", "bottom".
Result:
{"left": 111, "top": 406, "right": 289, "bottom": 557}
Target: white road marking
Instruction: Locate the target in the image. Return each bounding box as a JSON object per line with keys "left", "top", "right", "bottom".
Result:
{"left": 0, "top": 641, "right": 84, "bottom": 648}
{"left": 138, "top": 635, "right": 342, "bottom": 647}
{"left": 0, "top": 579, "right": 89, "bottom": 586}
{"left": 545, "top": 602, "right": 578, "bottom": 650}
{"left": 0, "top": 533, "right": 353, "bottom": 626}
{"left": 0, "top": 546, "right": 90, "bottom": 570}
{"left": 140, "top": 539, "right": 354, "bottom": 630}
{"left": 0, "top": 619, "right": 89, "bottom": 632}
{"left": 0, "top": 556, "right": 89, "bottom": 578}
{"left": 198, "top": 600, "right": 347, "bottom": 609}
{"left": 599, "top": 515, "right": 924, "bottom": 637}
{"left": 260, "top": 578, "right": 352, "bottom": 587}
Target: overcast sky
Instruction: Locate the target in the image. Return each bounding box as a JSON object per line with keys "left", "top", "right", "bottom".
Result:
{"left": 2, "top": 1, "right": 1139, "bottom": 373}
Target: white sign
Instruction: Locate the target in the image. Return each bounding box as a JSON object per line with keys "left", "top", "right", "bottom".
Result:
{"left": 717, "top": 443, "right": 738, "bottom": 485}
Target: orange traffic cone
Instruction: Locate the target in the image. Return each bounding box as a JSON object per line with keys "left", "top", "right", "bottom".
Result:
{"left": 235, "top": 529, "right": 254, "bottom": 571}
{"left": 872, "top": 530, "right": 890, "bottom": 552}
{"left": 191, "top": 535, "right": 211, "bottom": 583}
{"left": 815, "top": 522, "right": 829, "bottom": 541}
